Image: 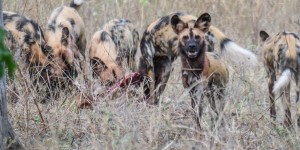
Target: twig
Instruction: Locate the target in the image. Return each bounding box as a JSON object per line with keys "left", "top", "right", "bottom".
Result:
{"left": 32, "top": 93, "right": 46, "bottom": 126}
{"left": 161, "top": 134, "right": 178, "bottom": 150}
{"left": 16, "top": 66, "right": 47, "bottom": 129}
{"left": 295, "top": 19, "right": 300, "bottom": 26}
{"left": 21, "top": 0, "right": 28, "bottom": 15}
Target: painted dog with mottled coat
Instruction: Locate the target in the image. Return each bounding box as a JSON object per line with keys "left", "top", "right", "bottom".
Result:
{"left": 45, "top": 0, "right": 86, "bottom": 79}
{"left": 3, "top": 11, "right": 50, "bottom": 79}
{"left": 259, "top": 30, "right": 300, "bottom": 127}
{"left": 138, "top": 12, "right": 257, "bottom": 105}
{"left": 90, "top": 19, "right": 139, "bottom": 85}
{"left": 170, "top": 13, "right": 231, "bottom": 128}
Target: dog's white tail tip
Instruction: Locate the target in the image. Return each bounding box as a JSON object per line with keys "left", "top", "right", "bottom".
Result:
{"left": 272, "top": 69, "right": 292, "bottom": 94}
{"left": 74, "top": 0, "right": 84, "bottom": 5}
{"left": 224, "top": 42, "right": 258, "bottom": 65}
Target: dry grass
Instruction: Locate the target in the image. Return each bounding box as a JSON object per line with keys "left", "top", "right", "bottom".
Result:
{"left": 3, "top": 0, "right": 300, "bottom": 149}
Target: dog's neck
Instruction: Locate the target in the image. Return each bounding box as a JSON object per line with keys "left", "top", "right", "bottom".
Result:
{"left": 180, "top": 44, "right": 208, "bottom": 75}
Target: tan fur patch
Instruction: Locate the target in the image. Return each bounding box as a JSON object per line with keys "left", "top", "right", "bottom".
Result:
{"left": 45, "top": 6, "right": 86, "bottom": 77}
{"left": 4, "top": 11, "right": 48, "bottom": 65}
{"left": 89, "top": 19, "right": 138, "bottom": 83}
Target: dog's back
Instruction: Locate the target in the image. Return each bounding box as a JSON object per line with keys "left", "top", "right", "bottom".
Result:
{"left": 3, "top": 11, "right": 48, "bottom": 65}
{"left": 90, "top": 19, "right": 139, "bottom": 84}
{"left": 45, "top": 0, "right": 86, "bottom": 78}
{"left": 46, "top": 5, "right": 86, "bottom": 54}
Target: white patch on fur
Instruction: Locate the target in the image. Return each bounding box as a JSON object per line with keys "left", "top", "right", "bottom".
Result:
{"left": 273, "top": 69, "right": 292, "bottom": 94}
{"left": 145, "top": 44, "right": 153, "bottom": 58}
{"left": 74, "top": 0, "right": 84, "bottom": 5}
{"left": 223, "top": 41, "right": 258, "bottom": 65}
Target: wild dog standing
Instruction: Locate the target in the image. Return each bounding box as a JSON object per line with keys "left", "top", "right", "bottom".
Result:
{"left": 139, "top": 13, "right": 196, "bottom": 104}
{"left": 171, "top": 13, "right": 257, "bottom": 128}
{"left": 259, "top": 31, "right": 300, "bottom": 127}
{"left": 138, "top": 12, "right": 257, "bottom": 104}
{"left": 170, "top": 13, "right": 229, "bottom": 128}
{"left": 90, "top": 19, "right": 139, "bottom": 85}
{"left": 45, "top": 0, "right": 86, "bottom": 79}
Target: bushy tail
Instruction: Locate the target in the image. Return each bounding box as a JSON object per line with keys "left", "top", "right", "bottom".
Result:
{"left": 272, "top": 34, "right": 298, "bottom": 94}
{"left": 70, "top": 0, "right": 84, "bottom": 11}
{"left": 209, "top": 26, "right": 258, "bottom": 65}
{"left": 272, "top": 69, "right": 292, "bottom": 94}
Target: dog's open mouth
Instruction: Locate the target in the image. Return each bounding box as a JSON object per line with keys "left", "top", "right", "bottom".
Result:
{"left": 187, "top": 51, "right": 198, "bottom": 58}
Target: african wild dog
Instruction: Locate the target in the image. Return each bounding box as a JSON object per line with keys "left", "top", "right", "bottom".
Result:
{"left": 170, "top": 13, "right": 229, "bottom": 128}
{"left": 90, "top": 19, "right": 139, "bottom": 85}
{"left": 3, "top": 11, "right": 50, "bottom": 78}
{"left": 3, "top": 11, "right": 53, "bottom": 102}
{"left": 45, "top": 0, "right": 86, "bottom": 79}
{"left": 171, "top": 13, "right": 257, "bottom": 128}
{"left": 138, "top": 12, "right": 257, "bottom": 105}
{"left": 138, "top": 13, "right": 197, "bottom": 104}
{"left": 259, "top": 30, "right": 300, "bottom": 127}
{"left": 3, "top": 11, "right": 47, "bottom": 64}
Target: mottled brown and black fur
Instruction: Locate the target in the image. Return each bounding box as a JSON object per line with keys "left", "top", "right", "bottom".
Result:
{"left": 3, "top": 11, "right": 51, "bottom": 80}
{"left": 171, "top": 13, "right": 229, "bottom": 128}
{"left": 45, "top": 0, "right": 86, "bottom": 80}
{"left": 138, "top": 12, "right": 197, "bottom": 104}
{"left": 3, "top": 11, "right": 54, "bottom": 103}
{"left": 259, "top": 31, "right": 300, "bottom": 127}
{"left": 90, "top": 19, "right": 139, "bottom": 85}
{"left": 3, "top": 11, "right": 48, "bottom": 65}
{"left": 138, "top": 12, "right": 256, "bottom": 104}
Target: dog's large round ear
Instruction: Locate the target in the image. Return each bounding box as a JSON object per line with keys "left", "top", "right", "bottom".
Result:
{"left": 195, "top": 13, "right": 211, "bottom": 32}
{"left": 259, "top": 30, "right": 269, "bottom": 42}
{"left": 61, "top": 27, "right": 70, "bottom": 46}
{"left": 171, "top": 15, "right": 185, "bottom": 34}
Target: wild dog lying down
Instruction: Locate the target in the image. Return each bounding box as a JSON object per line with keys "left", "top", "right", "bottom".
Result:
{"left": 90, "top": 19, "right": 139, "bottom": 85}
{"left": 3, "top": 11, "right": 49, "bottom": 79}
{"left": 259, "top": 31, "right": 300, "bottom": 127}
{"left": 45, "top": 0, "right": 86, "bottom": 79}
{"left": 138, "top": 12, "right": 257, "bottom": 104}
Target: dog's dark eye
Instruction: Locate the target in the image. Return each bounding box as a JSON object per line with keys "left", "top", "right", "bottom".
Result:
{"left": 182, "top": 36, "right": 189, "bottom": 41}
{"left": 195, "top": 35, "right": 200, "bottom": 40}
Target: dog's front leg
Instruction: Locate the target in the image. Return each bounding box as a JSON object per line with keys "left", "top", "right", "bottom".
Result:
{"left": 190, "top": 84, "right": 205, "bottom": 129}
